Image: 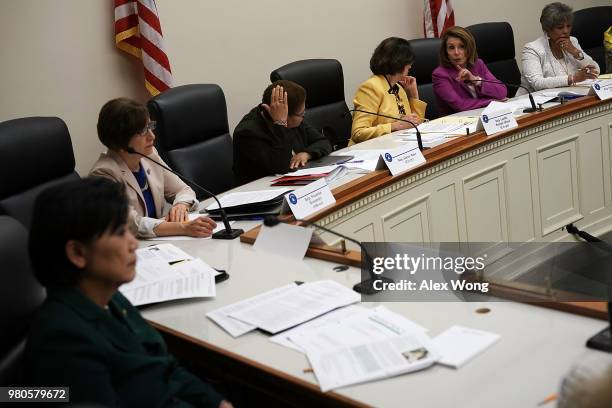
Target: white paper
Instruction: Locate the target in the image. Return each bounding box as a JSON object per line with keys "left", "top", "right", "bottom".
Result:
{"left": 282, "top": 165, "right": 339, "bottom": 177}
{"left": 276, "top": 305, "right": 429, "bottom": 354}
{"left": 205, "top": 188, "right": 291, "bottom": 211}
{"left": 332, "top": 149, "right": 387, "bottom": 172}
{"left": 431, "top": 325, "right": 500, "bottom": 368}
{"left": 253, "top": 222, "right": 313, "bottom": 260}
{"left": 381, "top": 144, "right": 426, "bottom": 176}
{"left": 136, "top": 243, "right": 194, "bottom": 265}
{"left": 303, "top": 335, "right": 438, "bottom": 392}
{"left": 120, "top": 258, "right": 216, "bottom": 306}
{"left": 285, "top": 178, "right": 336, "bottom": 220}
{"left": 206, "top": 283, "right": 298, "bottom": 337}
{"left": 228, "top": 280, "right": 360, "bottom": 334}
{"left": 399, "top": 122, "right": 465, "bottom": 135}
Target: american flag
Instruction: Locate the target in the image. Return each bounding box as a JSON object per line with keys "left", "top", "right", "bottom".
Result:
{"left": 423, "top": 0, "right": 455, "bottom": 38}
{"left": 114, "top": 0, "right": 173, "bottom": 96}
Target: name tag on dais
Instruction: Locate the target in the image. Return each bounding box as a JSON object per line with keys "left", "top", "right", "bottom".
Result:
{"left": 479, "top": 104, "right": 517, "bottom": 136}
{"left": 285, "top": 178, "right": 336, "bottom": 219}
{"left": 589, "top": 79, "right": 612, "bottom": 100}
{"left": 381, "top": 144, "right": 426, "bottom": 176}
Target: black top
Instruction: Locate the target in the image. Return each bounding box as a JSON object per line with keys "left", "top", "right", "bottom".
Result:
{"left": 24, "top": 287, "right": 223, "bottom": 408}
{"left": 232, "top": 107, "right": 332, "bottom": 185}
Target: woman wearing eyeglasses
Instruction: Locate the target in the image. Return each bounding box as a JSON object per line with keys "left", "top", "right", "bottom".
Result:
{"left": 349, "top": 37, "right": 427, "bottom": 145}
{"left": 233, "top": 80, "right": 332, "bottom": 185}
{"left": 90, "top": 98, "right": 217, "bottom": 239}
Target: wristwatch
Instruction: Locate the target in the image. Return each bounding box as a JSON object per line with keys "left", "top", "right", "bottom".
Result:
{"left": 576, "top": 51, "right": 584, "bottom": 61}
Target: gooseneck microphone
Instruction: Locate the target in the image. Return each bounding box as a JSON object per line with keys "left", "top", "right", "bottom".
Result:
{"left": 344, "top": 108, "right": 425, "bottom": 151}
{"left": 126, "top": 147, "right": 243, "bottom": 240}
{"left": 263, "top": 215, "right": 393, "bottom": 295}
{"left": 463, "top": 78, "right": 539, "bottom": 113}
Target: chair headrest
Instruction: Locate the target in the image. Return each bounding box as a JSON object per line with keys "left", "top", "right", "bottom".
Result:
{"left": 467, "top": 22, "right": 515, "bottom": 63}
{"left": 572, "top": 6, "right": 612, "bottom": 49}
{"left": 270, "top": 59, "right": 345, "bottom": 108}
{"left": 409, "top": 38, "right": 442, "bottom": 85}
{"left": 0, "top": 117, "right": 75, "bottom": 198}
{"left": 148, "top": 84, "right": 230, "bottom": 151}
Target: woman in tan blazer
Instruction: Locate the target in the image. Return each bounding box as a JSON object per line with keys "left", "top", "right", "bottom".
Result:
{"left": 90, "top": 98, "right": 216, "bottom": 238}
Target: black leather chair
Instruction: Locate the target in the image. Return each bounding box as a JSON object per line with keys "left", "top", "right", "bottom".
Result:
{"left": 0, "top": 216, "right": 46, "bottom": 385}
{"left": 148, "top": 84, "right": 235, "bottom": 198}
{"left": 270, "top": 59, "right": 352, "bottom": 150}
{"left": 409, "top": 38, "right": 442, "bottom": 119}
{"left": 467, "top": 22, "right": 522, "bottom": 97}
{"left": 572, "top": 6, "right": 612, "bottom": 71}
{"left": 0, "top": 117, "right": 80, "bottom": 229}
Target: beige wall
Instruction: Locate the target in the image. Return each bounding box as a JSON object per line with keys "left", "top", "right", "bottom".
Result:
{"left": 0, "top": 0, "right": 608, "bottom": 175}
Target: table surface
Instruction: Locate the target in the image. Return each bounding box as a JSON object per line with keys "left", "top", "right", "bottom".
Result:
{"left": 142, "top": 87, "right": 610, "bottom": 407}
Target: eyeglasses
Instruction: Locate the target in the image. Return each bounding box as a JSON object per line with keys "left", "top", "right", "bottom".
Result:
{"left": 139, "top": 121, "right": 156, "bottom": 135}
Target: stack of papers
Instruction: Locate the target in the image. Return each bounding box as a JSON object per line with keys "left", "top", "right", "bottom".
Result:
{"left": 431, "top": 325, "right": 500, "bottom": 368}
{"left": 271, "top": 166, "right": 348, "bottom": 186}
{"left": 204, "top": 189, "right": 291, "bottom": 220}
{"left": 207, "top": 280, "right": 360, "bottom": 336}
{"left": 120, "top": 244, "right": 217, "bottom": 306}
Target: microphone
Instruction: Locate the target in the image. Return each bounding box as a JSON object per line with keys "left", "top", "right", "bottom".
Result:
{"left": 125, "top": 147, "right": 243, "bottom": 240}
{"left": 463, "top": 78, "right": 539, "bottom": 113}
{"left": 263, "top": 215, "right": 393, "bottom": 295}
{"left": 344, "top": 108, "right": 425, "bottom": 151}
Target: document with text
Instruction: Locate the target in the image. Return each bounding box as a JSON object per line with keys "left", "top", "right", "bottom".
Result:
{"left": 228, "top": 280, "right": 360, "bottom": 334}
{"left": 206, "top": 283, "right": 298, "bottom": 337}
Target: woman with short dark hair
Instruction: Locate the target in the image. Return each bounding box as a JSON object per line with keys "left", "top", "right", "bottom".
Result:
{"left": 432, "top": 26, "right": 507, "bottom": 115}
{"left": 90, "top": 97, "right": 217, "bottom": 238}
{"left": 350, "top": 37, "right": 426, "bottom": 145}
{"left": 520, "top": 2, "right": 599, "bottom": 93}
{"left": 232, "top": 80, "right": 332, "bottom": 185}
{"left": 25, "top": 177, "right": 232, "bottom": 408}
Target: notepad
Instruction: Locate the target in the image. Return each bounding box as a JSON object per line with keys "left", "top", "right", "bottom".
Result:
{"left": 431, "top": 325, "right": 500, "bottom": 368}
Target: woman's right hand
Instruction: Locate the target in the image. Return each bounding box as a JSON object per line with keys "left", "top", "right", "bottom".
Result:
{"left": 181, "top": 216, "right": 217, "bottom": 237}
{"left": 261, "top": 85, "right": 289, "bottom": 124}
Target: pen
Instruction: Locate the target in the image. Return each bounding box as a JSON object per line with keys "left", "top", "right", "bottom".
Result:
{"left": 537, "top": 393, "right": 557, "bottom": 406}
{"left": 342, "top": 160, "right": 365, "bottom": 164}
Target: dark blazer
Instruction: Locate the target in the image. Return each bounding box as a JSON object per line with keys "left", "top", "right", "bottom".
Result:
{"left": 24, "top": 287, "right": 223, "bottom": 408}
{"left": 232, "top": 106, "right": 332, "bottom": 185}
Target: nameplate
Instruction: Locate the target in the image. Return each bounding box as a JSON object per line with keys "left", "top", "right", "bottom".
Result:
{"left": 285, "top": 178, "right": 336, "bottom": 219}
{"left": 589, "top": 79, "right": 612, "bottom": 100}
{"left": 381, "top": 144, "right": 426, "bottom": 176}
{"left": 479, "top": 104, "right": 517, "bottom": 136}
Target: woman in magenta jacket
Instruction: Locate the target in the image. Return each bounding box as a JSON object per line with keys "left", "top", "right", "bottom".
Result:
{"left": 432, "top": 26, "right": 507, "bottom": 115}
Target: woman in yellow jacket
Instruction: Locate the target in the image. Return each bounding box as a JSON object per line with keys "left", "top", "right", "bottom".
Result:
{"left": 350, "top": 37, "right": 427, "bottom": 145}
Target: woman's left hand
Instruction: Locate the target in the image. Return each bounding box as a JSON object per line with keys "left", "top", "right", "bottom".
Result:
{"left": 289, "top": 152, "right": 311, "bottom": 169}
{"left": 398, "top": 76, "right": 418, "bottom": 99}
{"left": 166, "top": 203, "right": 190, "bottom": 222}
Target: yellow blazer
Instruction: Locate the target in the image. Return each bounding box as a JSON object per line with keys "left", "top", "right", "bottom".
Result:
{"left": 350, "top": 75, "right": 427, "bottom": 145}
{"left": 89, "top": 148, "right": 197, "bottom": 238}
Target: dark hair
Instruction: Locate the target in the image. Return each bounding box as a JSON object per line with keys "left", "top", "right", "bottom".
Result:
{"left": 540, "top": 2, "right": 573, "bottom": 32}
{"left": 370, "top": 37, "right": 415, "bottom": 75}
{"left": 439, "top": 26, "right": 478, "bottom": 68}
{"left": 28, "top": 177, "right": 129, "bottom": 288}
{"left": 262, "top": 80, "right": 306, "bottom": 116}
{"left": 97, "top": 97, "right": 149, "bottom": 150}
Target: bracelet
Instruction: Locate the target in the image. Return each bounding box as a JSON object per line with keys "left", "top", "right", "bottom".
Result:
{"left": 568, "top": 74, "right": 575, "bottom": 86}
{"left": 273, "top": 120, "right": 287, "bottom": 127}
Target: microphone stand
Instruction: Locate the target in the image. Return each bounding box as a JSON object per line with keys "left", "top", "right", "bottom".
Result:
{"left": 464, "top": 78, "right": 539, "bottom": 113}
{"left": 263, "top": 215, "right": 394, "bottom": 295}
{"left": 345, "top": 109, "right": 425, "bottom": 151}
{"left": 126, "top": 148, "right": 243, "bottom": 240}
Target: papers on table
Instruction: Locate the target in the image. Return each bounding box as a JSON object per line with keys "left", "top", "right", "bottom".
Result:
{"left": 120, "top": 244, "right": 217, "bottom": 306}
{"left": 331, "top": 149, "right": 386, "bottom": 172}
{"left": 207, "top": 280, "right": 359, "bottom": 336}
{"left": 302, "top": 335, "right": 438, "bottom": 392}
{"left": 431, "top": 325, "right": 500, "bottom": 368}
{"left": 205, "top": 189, "right": 291, "bottom": 211}
{"left": 207, "top": 283, "right": 298, "bottom": 337}
{"left": 271, "top": 305, "right": 428, "bottom": 354}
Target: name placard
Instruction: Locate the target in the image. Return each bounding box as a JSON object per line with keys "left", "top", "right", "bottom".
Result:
{"left": 589, "top": 79, "right": 612, "bottom": 100}
{"left": 480, "top": 106, "right": 517, "bottom": 136}
{"left": 381, "top": 144, "right": 426, "bottom": 176}
{"left": 285, "top": 178, "right": 336, "bottom": 219}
